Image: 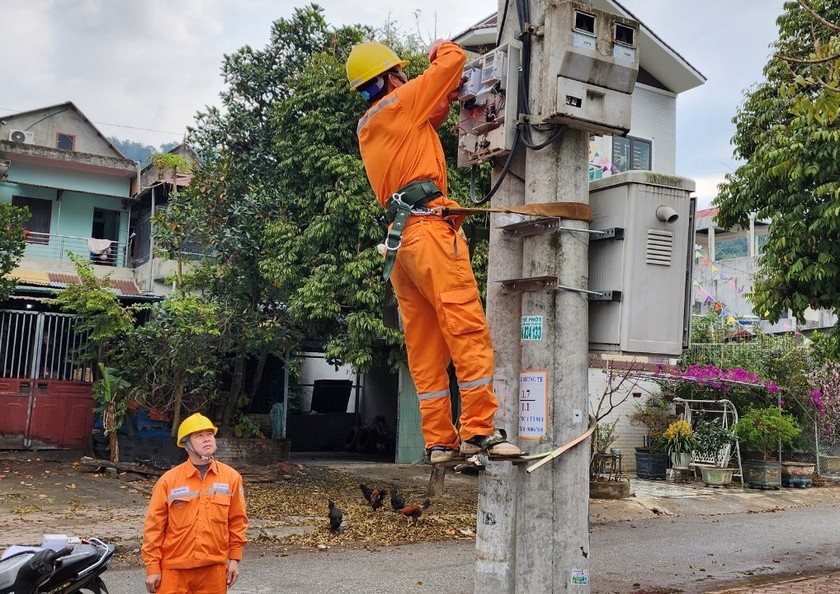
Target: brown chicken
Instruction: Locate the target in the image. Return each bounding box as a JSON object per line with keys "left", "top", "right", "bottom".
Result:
{"left": 359, "top": 483, "right": 386, "bottom": 511}
{"left": 398, "top": 498, "right": 431, "bottom": 524}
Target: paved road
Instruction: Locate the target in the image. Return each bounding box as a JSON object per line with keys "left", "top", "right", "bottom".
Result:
{"left": 103, "top": 503, "right": 840, "bottom": 594}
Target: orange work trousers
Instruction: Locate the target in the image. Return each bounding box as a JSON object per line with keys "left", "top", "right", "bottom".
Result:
{"left": 390, "top": 216, "right": 498, "bottom": 450}
{"left": 158, "top": 564, "right": 227, "bottom": 594}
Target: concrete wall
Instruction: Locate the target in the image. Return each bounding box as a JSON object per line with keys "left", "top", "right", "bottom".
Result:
{"left": 1, "top": 106, "right": 121, "bottom": 158}
{"left": 588, "top": 367, "right": 666, "bottom": 474}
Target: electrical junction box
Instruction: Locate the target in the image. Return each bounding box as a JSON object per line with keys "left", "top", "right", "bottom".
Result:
{"left": 457, "top": 41, "right": 521, "bottom": 167}
{"left": 541, "top": 0, "right": 640, "bottom": 135}
{"left": 588, "top": 171, "right": 696, "bottom": 357}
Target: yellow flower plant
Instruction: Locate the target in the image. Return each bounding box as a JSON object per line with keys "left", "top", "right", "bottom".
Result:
{"left": 662, "top": 419, "right": 696, "bottom": 455}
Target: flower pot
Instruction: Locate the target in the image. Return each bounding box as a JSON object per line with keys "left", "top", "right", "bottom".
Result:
{"left": 670, "top": 452, "right": 691, "bottom": 470}
{"left": 699, "top": 465, "right": 734, "bottom": 487}
{"left": 635, "top": 449, "right": 669, "bottom": 480}
{"left": 743, "top": 459, "right": 781, "bottom": 490}
{"left": 781, "top": 461, "right": 814, "bottom": 488}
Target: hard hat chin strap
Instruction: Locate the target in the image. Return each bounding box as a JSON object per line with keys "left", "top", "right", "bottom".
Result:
{"left": 184, "top": 438, "right": 214, "bottom": 462}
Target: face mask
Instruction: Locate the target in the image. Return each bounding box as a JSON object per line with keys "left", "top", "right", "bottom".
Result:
{"left": 360, "top": 75, "right": 386, "bottom": 101}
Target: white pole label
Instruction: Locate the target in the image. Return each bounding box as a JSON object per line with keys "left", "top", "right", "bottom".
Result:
{"left": 519, "top": 370, "right": 547, "bottom": 439}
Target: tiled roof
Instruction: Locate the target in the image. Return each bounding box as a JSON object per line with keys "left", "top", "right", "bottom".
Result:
{"left": 8, "top": 268, "right": 142, "bottom": 296}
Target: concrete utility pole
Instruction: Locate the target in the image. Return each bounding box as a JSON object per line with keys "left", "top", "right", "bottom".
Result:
{"left": 479, "top": 0, "right": 592, "bottom": 591}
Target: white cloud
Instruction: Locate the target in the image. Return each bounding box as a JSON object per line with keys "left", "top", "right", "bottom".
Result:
{"left": 691, "top": 175, "right": 727, "bottom": 210}
{"left": 0, "top": 0, "right": 788, "bottom": 177}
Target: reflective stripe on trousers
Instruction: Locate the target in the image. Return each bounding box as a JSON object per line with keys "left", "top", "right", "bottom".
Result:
{"left": 390, "top": 218, "right": 498, "bottom": 449}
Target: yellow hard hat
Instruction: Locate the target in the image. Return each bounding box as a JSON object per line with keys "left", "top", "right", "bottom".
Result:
{"left": 177, "top": 413, "right": 217, "bottom": 447}
{"left": 346, "top": 41, "right": 408, "bottom": 90}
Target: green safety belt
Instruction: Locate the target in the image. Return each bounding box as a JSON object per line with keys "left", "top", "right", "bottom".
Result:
{"left": 382, "top": 179, "right": 442, "bottom": 281}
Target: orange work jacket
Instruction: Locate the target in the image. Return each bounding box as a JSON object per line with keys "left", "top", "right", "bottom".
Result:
{"left": 141, "top": 458, "right": 248, "bottom": 575}
{"left": 357, "top": 41, "right": 466, "bottom": 224}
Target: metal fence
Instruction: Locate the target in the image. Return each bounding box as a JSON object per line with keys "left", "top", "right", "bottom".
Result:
{"left": 0, "top": 310, "right": 92, "bottom": 381}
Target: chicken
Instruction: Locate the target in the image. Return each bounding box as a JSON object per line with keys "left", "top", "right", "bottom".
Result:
{"left": 328, "top": 499, "right": 343, "bottom": 533}
{"left": 360, "top": 483, "right": 386, "bottom": 511}
{"left": 390, "top": 486, "right": 406, "bottom": 512}
{"left": 398, "top": 498, "right": 431, "bottom": 525}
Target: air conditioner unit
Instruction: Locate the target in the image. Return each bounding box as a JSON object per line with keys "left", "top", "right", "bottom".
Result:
{"left": 8, "top": 129, "right": 34, "bottom": 144}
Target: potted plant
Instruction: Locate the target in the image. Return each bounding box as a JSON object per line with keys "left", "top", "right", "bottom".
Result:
{"left": 662, "top": 420, "right": 696, "bottom": 470}
{"left": 629, "top": 396, "right": 671, "bottom": 479}
{"left": 692, "top": 418, "right": 736, "bottom": 486}
{"left": 733, "top": 406, "right": 801, "bottom": 489}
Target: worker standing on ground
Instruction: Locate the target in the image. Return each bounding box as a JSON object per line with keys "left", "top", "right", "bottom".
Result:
{"left": 141, "top": 413, "right": 248, "bottom": 593}
{"left": 347, "top": 39, "right": 522, "bottom": 464}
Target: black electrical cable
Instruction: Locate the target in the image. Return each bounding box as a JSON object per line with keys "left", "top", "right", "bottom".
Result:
{"left": 471, "top": 129, "right": 521, "bottom": 205}
{"left": 472, "top": 0, "right": 564, "bottom": 205}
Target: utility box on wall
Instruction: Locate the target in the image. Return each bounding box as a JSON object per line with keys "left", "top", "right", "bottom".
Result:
{"left": 542, "top": 0, "right": 640, "bottom": 135}
{"left": 588, "top": 171, "right": 695, "bottom": 356}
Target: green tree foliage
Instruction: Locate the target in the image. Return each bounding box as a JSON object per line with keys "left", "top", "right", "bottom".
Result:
{"left": 53, "top": 255, "right": 136, "bottom": 367}
{"left": 52, "top": 255, "right": 137, "bottom": 460}
{"left": 782, "top": 0, "right": 840, "bottom": 123}
{"left": 157, "top": 5, "right": 492, "bottom": 429}
{"left": 715, "top": 1, "right": 840, "bottom": 323}
{"left": 93, "top": 363, "right": 131, "bottom": 462}
{"left": 119, "top": 293, "right": 227, "bottom": 436}
{"left": 0, "top": 204, "right": 28, "bottom": 301}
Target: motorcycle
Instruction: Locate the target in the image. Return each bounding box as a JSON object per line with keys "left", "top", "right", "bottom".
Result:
{"left": 0, "top": 538, "right": 115, "bottom": 594}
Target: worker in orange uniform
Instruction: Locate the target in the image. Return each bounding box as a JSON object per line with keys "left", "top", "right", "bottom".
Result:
{"left": 141, "top": 413, "right": 248, "bottom": 593}
{"left": 347, "top": 39, "right": 522, "bottom": 464}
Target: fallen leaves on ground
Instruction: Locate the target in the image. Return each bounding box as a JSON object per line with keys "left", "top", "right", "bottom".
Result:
{"left": 246, "top": 466, "right": 477, "bottom": 549}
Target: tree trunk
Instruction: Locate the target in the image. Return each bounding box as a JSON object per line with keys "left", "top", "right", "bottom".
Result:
{"left": 170, "top": 370, "right": 185, "bottom": 438}
{"left": 221, "top": 355, "right": 246, "bottom": 435}
{"left": 249, "top": 349, "right": 268, "bottom": 401}
{"left": 109, "top": 428, "right": 119, "bottom": 464}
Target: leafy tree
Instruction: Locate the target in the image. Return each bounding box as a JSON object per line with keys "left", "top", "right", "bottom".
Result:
{"left": 118, "top": 292, "right": 227, "bottom": 436}
{"left": 0, "top": 204, "right": 28, "bottom": 301}
{"left": 52, "top": 255, "right": 137, "bottom": 461}
{"left": 714, "top": 1, "right": 840, "bottom": 324}
{"left": 53, "top": 255, "right": 136, "bottom": 366}
{"left": 160, "top": 5, "right": 492, "bottom": 430}
{"left": 93, "top": 363, "right": 131, "bottom": 462}
{"left": 780, "top": 0, "right": 840, "bottom": 122}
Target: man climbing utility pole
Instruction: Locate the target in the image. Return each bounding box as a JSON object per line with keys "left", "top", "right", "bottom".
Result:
{"left": 346, "top": 40, "right": 523, "bottom": 466}
{"left": 477, "top": 0, "right": 639, "bottom": 591}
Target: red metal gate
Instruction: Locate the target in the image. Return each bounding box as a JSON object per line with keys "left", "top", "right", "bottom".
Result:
{"left": 0, "top": 310, "right": 94, "bottom": 449}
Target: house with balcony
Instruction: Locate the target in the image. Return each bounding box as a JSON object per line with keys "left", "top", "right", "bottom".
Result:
{"left": 693, "top": 207, "right": 838, "bottom": 334}
{"left": 0, "top": 102, "right": 155, "bottom": 449}
{"left": 453, "top": 0, "right": 706, "bottom": 182}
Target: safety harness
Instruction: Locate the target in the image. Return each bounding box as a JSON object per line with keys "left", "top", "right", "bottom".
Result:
{"left": 382, "top": 179, "right": 442, "bottom": 280}
{"left": 380, "top": 178, "right": 594, "bottom": 282}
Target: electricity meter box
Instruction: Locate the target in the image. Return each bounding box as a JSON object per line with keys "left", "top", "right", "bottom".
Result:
{"left": 457, "top": 41, "right": 521, "bottom": 166}
{"left": 588, "top": 171, "right": 696, "bottom": 357}
{"left": 542, "top": 1, "right": 640, "bottom": 135}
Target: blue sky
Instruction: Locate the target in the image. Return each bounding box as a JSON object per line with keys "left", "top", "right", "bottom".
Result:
{"left": 0, "top": 0, "right": 786, "bottom": 206}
